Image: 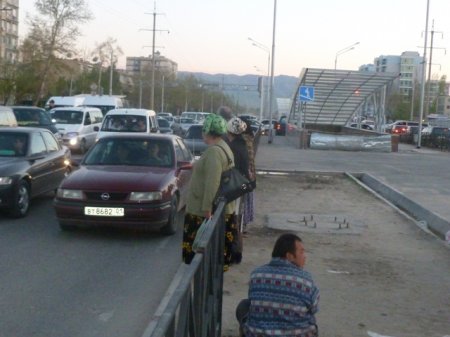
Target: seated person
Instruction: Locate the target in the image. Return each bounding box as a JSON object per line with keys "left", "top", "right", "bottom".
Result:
{"left": 144, "top": 142, "right": 166, "bottom": 165}
{"left": 13, "top": 136, "right": 27, "bottom": 156}
{"left": 132, "top": 118, "right": 147, "bottom": 132}
{"left": 236, "top": 233, "right": 319, "bottom": 337}
{"left": 108, "top": 143, "right": 131, "bottom": 164}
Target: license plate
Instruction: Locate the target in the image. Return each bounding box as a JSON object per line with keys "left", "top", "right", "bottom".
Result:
{"left": 84, "top": 207, "right": 124, "bottom": 217}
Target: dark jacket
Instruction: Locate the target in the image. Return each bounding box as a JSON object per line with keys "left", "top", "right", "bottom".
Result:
{"left": 228, "top": 135, "right": 250, "bottom": 179}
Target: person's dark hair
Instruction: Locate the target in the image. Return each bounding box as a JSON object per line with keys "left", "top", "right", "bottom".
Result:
{"left": 49, "top": 99, "right": 55, "bottom": 104}
{"left": 217, "top": 106, "right": 233, "bottom": 121}
{"left": 239, "top": 117, "right": 253, "bottom": 135}
{"left": 272, "top": 233, "right": 302, "bottom": 258}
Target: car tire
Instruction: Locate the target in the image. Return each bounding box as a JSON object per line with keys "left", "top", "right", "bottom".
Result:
{"left": 160, "top": 195, "right": 179, "bottom": 235}
{"left": 9, "top": 180, "right": 30, "bottom": 218}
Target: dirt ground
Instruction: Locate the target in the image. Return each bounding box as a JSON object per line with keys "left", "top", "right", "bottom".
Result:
{"left": 221, "top": 174, "right": 450, "bottom": 337}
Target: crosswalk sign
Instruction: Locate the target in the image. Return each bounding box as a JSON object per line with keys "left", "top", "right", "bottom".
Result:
{"left": 299, "top": 86, "right": 315, "bottom": 102}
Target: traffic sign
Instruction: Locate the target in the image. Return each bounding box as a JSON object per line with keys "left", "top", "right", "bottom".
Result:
{"left": 299, "top": 86, "right": 315, "bottom": 102}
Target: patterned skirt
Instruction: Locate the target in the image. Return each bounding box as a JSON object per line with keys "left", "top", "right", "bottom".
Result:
{"left": 242, "top": 191, "right": 254, "bottom": 226}
{"left": 182, "top": 213, "right": 241, "bottom": 271}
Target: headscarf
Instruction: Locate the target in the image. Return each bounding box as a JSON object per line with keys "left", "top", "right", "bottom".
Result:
{"left": 202, "top": 113, "right": 227, "bottom": 136}
{"left": 227, "top": 117, "right": 247, "bottom": 135}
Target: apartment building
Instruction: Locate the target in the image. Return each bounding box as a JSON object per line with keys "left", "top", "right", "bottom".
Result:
{"left": 126, "top": 52, "right": 178, "bottom": 79}
{"left": 0, "top": 0, "right": 18, "bottom": 63}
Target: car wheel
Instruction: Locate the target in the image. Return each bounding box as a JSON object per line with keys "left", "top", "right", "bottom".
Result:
{"left": 79, "top": 139, "right": 87, "bottom": 154}
{"left": 160, "top": 195, "right": 179, "bottom": 235}
{"left": 10, "top": 180, "right": 30, "bottom": 218}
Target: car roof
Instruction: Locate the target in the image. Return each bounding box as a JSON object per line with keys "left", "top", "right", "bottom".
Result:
{"left": 50, "top": 106, "right": 102, "bottom": 112}
{"left": 98, "top": 133, "right": 181, "bottom": 142}
{"left": 0, "top": 126, "right": 50, "bottom": 134}
{"left": 10, "top": 106, "right": 45, "bottom": 111}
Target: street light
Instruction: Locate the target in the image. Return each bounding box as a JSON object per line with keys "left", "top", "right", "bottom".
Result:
{"left": 334, "top": 42, "right": 360, "bottom": 70}
{"left": 254, "top": 66, "right": 265, "bottom": 121}
{"left": 267, "top": 0, "right": 278, "bottom": 144}
{"left": 248, "top": 37, "right": 270, "bottom": 119}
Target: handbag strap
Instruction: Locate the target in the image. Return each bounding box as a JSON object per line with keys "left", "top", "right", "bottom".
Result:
{"left": 214, "top": 144, "right": 233, "bottom": 167}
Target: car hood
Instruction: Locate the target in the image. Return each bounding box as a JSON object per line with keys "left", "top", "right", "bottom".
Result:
{"left": 56, "top": 124, "right": 80, "bottom": 135}
{"left": 61, "top": 165, "right": 173, "bottom": 191}
{"left": 0, "top": 157, "right": 27, "bottom": 175}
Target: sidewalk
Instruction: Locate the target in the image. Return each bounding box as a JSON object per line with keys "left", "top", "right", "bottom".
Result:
{"left": 221, "top": 136, "right": 450, "bottom": 337}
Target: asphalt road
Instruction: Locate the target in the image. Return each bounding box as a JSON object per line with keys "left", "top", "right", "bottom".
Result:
{"left": 0, "top": 192, "right": 183, "bottom": 337}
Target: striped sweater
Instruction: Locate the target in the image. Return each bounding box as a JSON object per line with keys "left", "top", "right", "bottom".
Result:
{"left": 244, "top": 258, "right": 319, "bottom": 337}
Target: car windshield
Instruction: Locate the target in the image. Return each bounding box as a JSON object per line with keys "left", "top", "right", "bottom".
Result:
{"left": 0, "top": 132, "right": 29, "bottom": 157}
{"left": 180, "top": 118, "right": 194, "bottom": 124}
{"left": 157, "top": 118, "right": 170, "bottom": 128}
{"left": 185, "top": 126, "right": 203, "bottom": 139}
{"left": 51, "top": 110, "right": 83, "bottom": 124}
{"left": 101, "top": 115, "right": 147, "bottom": 132}
{"left": 13, "top": 108, "right": 52, "bottom": 126}
{"left": 83, "top": 138, "right": 174, "bottom": 167}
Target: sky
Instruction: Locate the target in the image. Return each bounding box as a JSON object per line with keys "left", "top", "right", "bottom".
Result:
{"left": 18, "top": 0, "right": 450, "bottom": 79}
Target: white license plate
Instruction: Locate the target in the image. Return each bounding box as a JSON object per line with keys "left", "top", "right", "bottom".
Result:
{"left": 84, "top": 207, "right": 124, "bottom": 217}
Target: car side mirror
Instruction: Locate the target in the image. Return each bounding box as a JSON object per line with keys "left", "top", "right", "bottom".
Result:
{"left": 178, "top": 161, "right": 193, "bottom": 171}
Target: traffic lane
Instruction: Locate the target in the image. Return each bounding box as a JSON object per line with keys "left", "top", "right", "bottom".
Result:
{"left": 0, "top": 193, "right": 183, "bottom": 337}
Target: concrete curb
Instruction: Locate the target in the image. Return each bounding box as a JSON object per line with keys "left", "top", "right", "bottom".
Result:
{"left": 357, "top": 173, "right": 450, "bottom": 240}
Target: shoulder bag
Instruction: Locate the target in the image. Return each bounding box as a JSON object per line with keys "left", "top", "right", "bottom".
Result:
{"left": 215, "top": 145, "right": 253, "bottom": 204}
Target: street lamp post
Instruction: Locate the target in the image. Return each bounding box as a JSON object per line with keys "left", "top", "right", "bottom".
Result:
{"left": 267, "top": 0, "right": 278, "bottom": 144}
{"left": 254, "top": 66, "right": 265, "bottom": 121}
{"left": 248, "top": 37, "right": 270, "bottom": 119}
{"left": 334, "top": 42, "right": 360, "bottom": 70}
{"left": 417, "top": 0, "right": 431, "bottom": 148}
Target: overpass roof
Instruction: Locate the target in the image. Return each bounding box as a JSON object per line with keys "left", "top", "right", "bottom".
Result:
{"left": 291, "top": 68, "right": 399, "bottom": 126}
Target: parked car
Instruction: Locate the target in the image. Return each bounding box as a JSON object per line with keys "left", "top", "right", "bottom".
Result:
{"left": 260, "top": 119, "right": 279, "bottom": 136}
{"left": 421, "top": 126, "right": 449, "bottom": 148}
{"left": 183, "top": 124, "right": 207, "bottom": 156}
{"left": 50, "top": 106, "right": 103, "bottom": 153}
{"left": 157, "top": 117, "right": 173, "bottom": 134}
{"left": 349, "top": 122, "right": 375, "bottom": 130}
{"left": 53, "top": 134, "right": 194, "bottom": 234}
{"left": 11, "top": 106, "right": 59, "bottom": 136}
{"left": 0, "top": 127, "right": 71, "bottom": 217}
{"left": 179, "top": 117, "right": 196, "bottom": 135}
{"left": 276, "top": 116, "right": 288, "bottom": 135}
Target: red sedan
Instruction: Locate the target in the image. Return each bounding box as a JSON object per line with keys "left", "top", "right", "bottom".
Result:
{"left": 53, "top": 134, "right": 194, "bottom": 234}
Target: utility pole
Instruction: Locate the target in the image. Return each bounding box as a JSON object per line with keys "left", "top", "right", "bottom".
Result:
{"left": 424, "top": 20, "right": 444, "bottom": 116}
{"left": 143, "top": 2, "right": 169, "bottom": 110}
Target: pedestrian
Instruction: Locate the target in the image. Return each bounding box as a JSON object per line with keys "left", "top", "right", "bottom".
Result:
{"left": 240, "top": 117, "right": 256, "bottom": 232}
{"left": 226, "top": 117, "right": 250, "bottom": 242}
{"left": 182, "top": 113, "right": 240, "bottom": 271}
{"left": 47, "top": 99, "right": 55, "bottom": 111}
{"left": 236, "top": 233, "right": 320, "bottom": 337}
{"left": 217, "top": 106, "right": 233, "bottom": 122}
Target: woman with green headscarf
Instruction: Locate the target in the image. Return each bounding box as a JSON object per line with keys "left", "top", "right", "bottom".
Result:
{"left": 182, "top": 113, "right": 240, "bottom": 270}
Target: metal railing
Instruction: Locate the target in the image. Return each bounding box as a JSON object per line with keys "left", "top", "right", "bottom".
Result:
{"left": 141, "top": 201, "right": 226, "bottom": 337}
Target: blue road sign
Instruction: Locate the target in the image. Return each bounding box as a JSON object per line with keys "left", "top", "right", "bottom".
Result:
{"left": 299, "top": 86, "right": 315, "bottom": 102}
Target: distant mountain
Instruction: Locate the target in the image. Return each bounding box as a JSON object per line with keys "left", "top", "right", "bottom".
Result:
{"left": 178, "top": 72, "right": 298, "bottom": 110}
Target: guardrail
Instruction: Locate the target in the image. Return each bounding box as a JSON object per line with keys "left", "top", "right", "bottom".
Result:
{"left": 141, "top": 201, "right": 226, "bottom": 337}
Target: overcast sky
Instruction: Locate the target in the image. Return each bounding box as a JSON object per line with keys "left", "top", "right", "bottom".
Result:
{"left": 19, "top": 0, "right": 450, "bottom": 79}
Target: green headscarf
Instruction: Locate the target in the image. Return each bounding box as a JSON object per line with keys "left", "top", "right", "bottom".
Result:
{"left": 202, "top": 113, "right": 227, "bottom": 136}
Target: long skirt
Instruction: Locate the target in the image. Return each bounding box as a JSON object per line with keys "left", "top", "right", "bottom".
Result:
{"left": 182, "top": 213, "right": 241, "bottom": 270}
{"left": 242, "top": 192, "right": 254, "bottom": 227}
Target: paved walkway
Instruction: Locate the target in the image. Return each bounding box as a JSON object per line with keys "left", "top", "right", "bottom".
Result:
{"left": 256, "top": 135, "right": 450, "bottom": 230}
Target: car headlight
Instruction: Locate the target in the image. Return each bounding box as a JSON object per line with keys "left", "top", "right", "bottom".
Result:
{"left": 57, "top": 189, "right": 83, "bottom": 200}
{"left": 129, "top": 191, "right": 162, "bottom": 201}
{"left": 0, "top": 177, "right": 13, "bottom": 185}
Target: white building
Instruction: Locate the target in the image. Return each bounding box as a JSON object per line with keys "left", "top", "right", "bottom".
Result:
{"left": 0, "top": 0, "right": 19, "bottom": 63}
{"left": 126, "top": 53, "right": 178, "bottom": 79}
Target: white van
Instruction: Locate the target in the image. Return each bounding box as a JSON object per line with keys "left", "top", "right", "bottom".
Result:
{"left": 97, "top": 108, "right": 159, "bottom": 140}
{"left": 45, "top": 96, "right": 85, "bottom": 109}
{"left": 180, "top": 111, "right": 208, "bottom": 124}
{"left": 80, "top": 94, "right": 126, "bottom": 116}
{"left": 50, "top": 107, "right": 103, "bottom": 153}
{"left": 0, "top": 106, "right": 18, "bottom": 127}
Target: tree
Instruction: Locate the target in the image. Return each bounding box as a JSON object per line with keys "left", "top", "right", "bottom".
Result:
{"left": 25, "top": 0, "right": 93, "bottom": 104}
{"left": 91, "top": 37, "right": 123, "bottom": 95}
